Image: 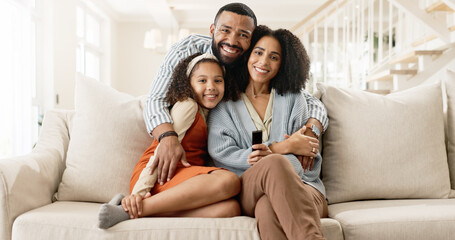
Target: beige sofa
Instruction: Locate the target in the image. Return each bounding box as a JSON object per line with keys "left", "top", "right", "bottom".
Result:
{"left": 2, "top": 74, "right": 455, "bottom": 240}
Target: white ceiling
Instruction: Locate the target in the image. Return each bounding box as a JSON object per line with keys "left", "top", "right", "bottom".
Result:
{"left": 101, "top": 0, "right": 329, "bottom": 30}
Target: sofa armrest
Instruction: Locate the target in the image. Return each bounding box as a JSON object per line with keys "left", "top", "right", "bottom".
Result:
{"left": 0, "top": 110, "right": 73, "bottom": 240}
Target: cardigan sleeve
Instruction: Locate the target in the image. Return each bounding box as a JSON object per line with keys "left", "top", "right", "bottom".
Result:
{"left": 207, "top": 102, "right": 252, "bottom": 175}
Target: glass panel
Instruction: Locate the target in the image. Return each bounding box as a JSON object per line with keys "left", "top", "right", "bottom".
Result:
{"left": 31, "top": 21, "right": 36, "bottom": 99}
{"left": 86, "top": 13, "right": 100, "bottom": 47}
{"left": 85, "top": 51, "right": 100, "bottom": 80}
{"left": 0, "top": 1, "right": 16, "bottom": 158}
{"left": 0, "top": 0, "right": 36, "bottom": 158}
{"left": 76, "top": 44, "right": 84, "bottom": 73}
{"left": 77, "top": 6, "right": 84, "bottom": 38}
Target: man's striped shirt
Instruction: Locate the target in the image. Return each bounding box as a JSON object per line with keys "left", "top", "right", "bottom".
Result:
{"left": 143, "top": 34, "right": 328, "bottom": 135}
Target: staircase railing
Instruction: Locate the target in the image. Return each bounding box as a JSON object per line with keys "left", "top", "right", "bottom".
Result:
{"left": 294, "top": 0, "right": 455, "bottom": 92}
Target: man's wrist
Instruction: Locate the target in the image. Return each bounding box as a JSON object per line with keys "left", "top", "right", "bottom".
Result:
{"left": 152, "top": 122, "right": 174, "bottom": 140}
{"left": 158, "top": 131, "right": 178, "bottom": 142}
{"left": 305, "top": 123, "right": 321, "bottom": 138}
{"left": 305, "top": 118, "right": 323, "bottom": 136}
{"left": 303, "top": 128, "right": 317, "bottom": 139}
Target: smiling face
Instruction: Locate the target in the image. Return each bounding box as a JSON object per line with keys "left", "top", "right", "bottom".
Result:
{"left": 248, "top": 36, "right": 282, "bottom": 85}
{"left": 190, "top": 61, "right": 225, "bottom": 109}
{"left": 210, "top": 11, "right": 255, "bottom": 65}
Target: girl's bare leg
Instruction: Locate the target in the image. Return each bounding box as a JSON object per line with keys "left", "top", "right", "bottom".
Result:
{"left": 98, "top": 170, "right": 240, "bottom": 228}
{"left": 154, "top": 198, "right": 240, "bottom": 217}
{"left": 141, "top": 170, "right": 240, "bottom": 217}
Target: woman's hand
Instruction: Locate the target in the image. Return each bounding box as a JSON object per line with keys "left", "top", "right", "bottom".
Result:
{"left": 121, "top": 192, "right": 152, "bottom": 219}
{"left": 248, "top": 144, "right": 272, "bottom": 165}
{"left": 285, "top": 126, "right": 319, "bottom": 157}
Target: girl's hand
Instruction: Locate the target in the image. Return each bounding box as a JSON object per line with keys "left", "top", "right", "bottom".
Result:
{"left": 248, "top": 144, "right": 272, "bottom": 165}
{"left": 121, "top": 192, "right": 152, "bottom": 219}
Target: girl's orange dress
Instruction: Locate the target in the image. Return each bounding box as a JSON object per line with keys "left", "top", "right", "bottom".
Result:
{"left": 129, "top": 108, "right": 221, "bottom": 195}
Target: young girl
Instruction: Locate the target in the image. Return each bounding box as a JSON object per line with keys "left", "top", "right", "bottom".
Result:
{"left": 98, "top": 53, "right": 240, "bottom": 229}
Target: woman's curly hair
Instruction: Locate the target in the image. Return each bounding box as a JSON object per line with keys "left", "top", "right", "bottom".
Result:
{"left": 166, "top": 53, "right": 226, "bottom": 106}
{"left": 236, "top": 25, "right": 310, "bottom": 96}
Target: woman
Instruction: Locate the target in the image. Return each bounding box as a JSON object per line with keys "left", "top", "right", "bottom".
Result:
{"left": 208, "top": 25, "right": 328, "bottom": 240}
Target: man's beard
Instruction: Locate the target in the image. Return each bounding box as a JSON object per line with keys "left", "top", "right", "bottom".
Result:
{"left": 211, "top": 38, "right": 243, "bottom": 67}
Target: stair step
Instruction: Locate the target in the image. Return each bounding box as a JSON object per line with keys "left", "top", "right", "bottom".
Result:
{"left": 367, "top": 69, "right": 418, "bottom": 82}
{"left": 426, "top": 1, "right": 454, "bottom": 13}
{"left": 390, "top": 50, "right": 443, "bottom": 64}
{"left": 366, "top": 71, "right": 393, "bottom": 82}
{"left": 413, "top": 25, "right": 455, "bottom": 47}
{"left": 390, "top": 69, "right": 418, "bottom": 75}
{"left": 412, "top": 35, "right": 437, "bottom": 47}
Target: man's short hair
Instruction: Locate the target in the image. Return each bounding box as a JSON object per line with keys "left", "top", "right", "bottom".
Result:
{"left": 214, "top": 3, "right": 257, "bottom": 27}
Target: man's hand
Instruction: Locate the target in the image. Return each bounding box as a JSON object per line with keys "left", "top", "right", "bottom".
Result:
{"left": 151, "top": 123, "right": 190, "bottom": 185}
{"left": 151, "top": 136, "right": 190, "bottom": 185}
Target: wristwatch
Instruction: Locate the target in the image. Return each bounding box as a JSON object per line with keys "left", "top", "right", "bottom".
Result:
{"left": 305, "top": 124, "right": 321, "bottom": 138}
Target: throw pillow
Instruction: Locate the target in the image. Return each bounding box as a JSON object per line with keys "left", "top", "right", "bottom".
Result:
{"left": 318, "top": 82, "right": 450, "bottom": 204}
{"left": 54, "top": 78, "right": 153, "bottom": 203}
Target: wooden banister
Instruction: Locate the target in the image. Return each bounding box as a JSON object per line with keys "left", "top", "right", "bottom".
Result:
{"left": 290, "top": 0, "right": 336, "bottom": 32}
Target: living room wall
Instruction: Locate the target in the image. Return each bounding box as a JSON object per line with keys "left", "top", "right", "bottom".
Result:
{"left": 45, "top": 1, "right": 210, "bottom": 109}
{"left": 112, "top": 22, "right": 165, "bottom": 97}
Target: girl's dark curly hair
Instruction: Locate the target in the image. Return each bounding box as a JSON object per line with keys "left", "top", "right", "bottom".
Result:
{"left": 166, "top": 53, "right": 226, "bottom": 106}
{"left": 237, "top": 25, "right": 310, "bottom": 96}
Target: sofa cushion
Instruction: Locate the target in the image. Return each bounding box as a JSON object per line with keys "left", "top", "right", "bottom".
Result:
{"left": 12, "top": 202, "right": 342, "bottom": 240}
{"left": 318, "top": 82, "right": 450, "bottom": 204}
{"left": 54, "top": 78, "right": 153, "bottom": 203}
{"left": 328, "top": 199, "right": 455, "bottom": 240}
{"left": 446, "top": 71, "right": 455, "bottom": 190}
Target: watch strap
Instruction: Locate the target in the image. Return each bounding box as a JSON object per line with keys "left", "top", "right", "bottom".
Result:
{"left": 305, "top": 124, "right": 321, "bottom": 138}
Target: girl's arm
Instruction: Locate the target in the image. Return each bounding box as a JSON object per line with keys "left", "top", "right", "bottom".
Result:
{"left": 170, "top": 99, "right": 198, "bottom": 142}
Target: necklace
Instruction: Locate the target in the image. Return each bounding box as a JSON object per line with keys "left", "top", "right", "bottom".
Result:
{"left": 251, "top": 85, "right": 269, "bottom": 98}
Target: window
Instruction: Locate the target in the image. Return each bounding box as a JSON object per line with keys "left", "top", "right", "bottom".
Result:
{"left": 0, "top": 0, "right": 39, "bottom": 158}
{"left": 76, "top": 1, "right": 109, "bottom": 83}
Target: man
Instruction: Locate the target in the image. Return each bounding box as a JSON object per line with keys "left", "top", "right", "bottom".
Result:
{"left": 144, "top": 3, "right": 328, "bottom": 187}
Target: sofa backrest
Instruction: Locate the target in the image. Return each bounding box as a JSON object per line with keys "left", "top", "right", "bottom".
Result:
{"left": 317, "top": 80, "right": 455, "bottom": 204}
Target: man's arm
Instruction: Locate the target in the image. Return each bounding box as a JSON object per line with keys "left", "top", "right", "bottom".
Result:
{"left": 143, "top": 47, "right": 183, "bottom": 136}
{"left": 300, "top": 90, "right": 328, "bottom": 171}
{"left": 143, "top": 43, "right": 186, "bottom": 185}
{"left": 302, "top": 90, "right": 328, "bottom": 133}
